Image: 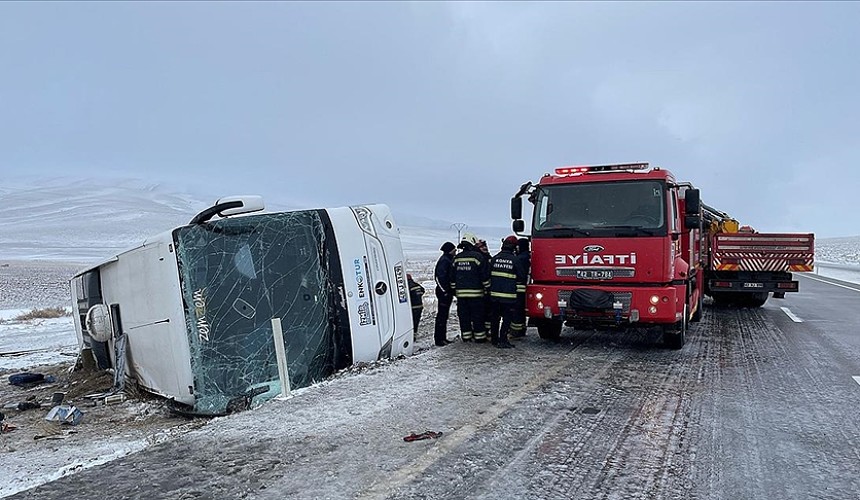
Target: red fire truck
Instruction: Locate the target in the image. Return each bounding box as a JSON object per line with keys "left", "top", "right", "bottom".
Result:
{"left": 510, "top": 162, "right": 814, "bottom": 348}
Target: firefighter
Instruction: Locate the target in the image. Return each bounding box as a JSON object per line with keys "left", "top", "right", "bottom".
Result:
{"left": 510, "top": 237, "right": 531, "bottom": 338}
{"left": 489, "top": 236, "right": 527, "bottom": 348}
{"left": 476, "top": 239, "right": 493, "bottom": 334}
{"left": 451, "top": 233, "right": 490, "bottom": 342}
{"left": 407, "top": 274, "right": 425, "bottom": 335}
{"left": 433, "top": 241, "right": 456, "bottom": 346}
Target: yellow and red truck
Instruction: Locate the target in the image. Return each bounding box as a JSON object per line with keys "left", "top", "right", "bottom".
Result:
{"left": 510, "top": 162, "right": 814, "bottom": 348}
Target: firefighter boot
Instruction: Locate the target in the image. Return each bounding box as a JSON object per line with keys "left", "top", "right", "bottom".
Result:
{"left": 496, "top": 331, "right": 515, "bottom": 349}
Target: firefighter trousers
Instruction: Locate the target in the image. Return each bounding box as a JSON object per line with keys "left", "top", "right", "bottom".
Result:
{"left": 434, "top": 288, "right": 453, "bottom": 345}
{"left": 456, "top": 297, "right": 486, "bottom": 341}
{"left": 489, "top": 300, "right": 516, "bottom": 343}
{"left": 510, "top": 292, "right": 526, "bottom": 335}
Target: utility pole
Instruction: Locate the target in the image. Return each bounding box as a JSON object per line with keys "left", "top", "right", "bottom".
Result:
{"left": 450, "top": 223, "right": 468, "bottom": 242}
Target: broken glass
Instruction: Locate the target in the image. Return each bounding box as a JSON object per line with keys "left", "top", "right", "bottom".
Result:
{"left": 173, "top": 210, "right": 352, "bottom": 415}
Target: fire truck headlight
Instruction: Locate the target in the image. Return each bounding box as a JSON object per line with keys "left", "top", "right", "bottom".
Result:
{"left": 535, "top": 292, "right": 544, "bottom": 300}
{"left": 648, "top": 305, "right": 658, "bottom": 314}
{"left": 650, "top": 295, "right": 660, "bottom": 305}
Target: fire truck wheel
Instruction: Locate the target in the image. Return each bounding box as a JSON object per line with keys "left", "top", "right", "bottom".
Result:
{"left": 663, "top": 305, "right": 687, "bottom": 349}
{"left": 691, "top": 292, "right": 703, "bottom": 322}
{"left": 710, "top": 292, "right": 733, "bottom": 306}
{"left": 536, "top": 319, "right": 563, "bottom": 340}
{"left": 743, "top": 292, "right": 768, "bottom": 308}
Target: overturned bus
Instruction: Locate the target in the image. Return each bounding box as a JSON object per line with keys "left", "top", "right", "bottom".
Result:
{"left": 70, "top": 196, "right": 414, "bottom": 415}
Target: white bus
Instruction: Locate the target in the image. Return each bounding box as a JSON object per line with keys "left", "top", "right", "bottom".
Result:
{"left": 71, "top": 197, "right": 414, "bottom": 415}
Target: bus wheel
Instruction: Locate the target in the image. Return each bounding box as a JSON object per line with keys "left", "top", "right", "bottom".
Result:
{"left": 537, "top": 319, "right": 563, "bottom": 340}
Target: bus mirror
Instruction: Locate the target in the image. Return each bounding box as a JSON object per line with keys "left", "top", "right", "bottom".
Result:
{"left": 190, "top": 195, "right": 266, "bottom": 224}
{"left": 512, "top": 219, "right": 525, "bottom": 233}
{"left": 216, "top": 195, "right": 265, "bottom": 217}
{"left": 685, "top": 189, "right": 701, "bottom": 214}
{"left": 511, "top": 197, "right": 522, "bottom": 220}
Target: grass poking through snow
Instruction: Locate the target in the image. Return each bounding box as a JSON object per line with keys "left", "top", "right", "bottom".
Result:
{"left": 12, "top": 307, "right": 71, "bottom": 321}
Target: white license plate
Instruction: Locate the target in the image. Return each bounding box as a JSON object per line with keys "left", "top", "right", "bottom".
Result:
{"left": 743, "top": 282, "right": 764, "bottom": 288}
{"left": 576, "top": 270, "right": 613, "bottom": 280}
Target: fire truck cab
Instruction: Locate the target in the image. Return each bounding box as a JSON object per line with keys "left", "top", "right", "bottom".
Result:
{"left": 511, "top": 163, "right": 703, "bottom": 349}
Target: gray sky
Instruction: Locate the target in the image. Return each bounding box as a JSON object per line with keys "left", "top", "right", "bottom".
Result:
{"left": 1, "top": 2, "right": 858, "bottom": 237}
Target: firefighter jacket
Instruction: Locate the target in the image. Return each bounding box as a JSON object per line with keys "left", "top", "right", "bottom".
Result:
{"left": 434, "top": 253, "right": 455, "bottom": 295}
{"left": 490, "top": 249, "right": 527, "bottom": 303}
{"left": 451, "top": 248, "right": 490, "bottom": 299}
{"left": 408, "top": 278, "right": 425, "bottom": 311}
{"left": 515, "top": 250, "right": 531, "bottom": 285}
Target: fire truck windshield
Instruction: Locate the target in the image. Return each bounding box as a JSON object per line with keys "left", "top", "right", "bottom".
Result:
{"left": 533, "top": 180, "right": 667, "bottom": 237}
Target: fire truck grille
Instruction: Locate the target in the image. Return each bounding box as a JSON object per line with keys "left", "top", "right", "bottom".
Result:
{"left": 558, "top": 290, "right": 633, "bottom": 313}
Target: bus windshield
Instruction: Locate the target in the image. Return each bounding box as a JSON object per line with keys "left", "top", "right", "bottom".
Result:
{"left": 173, "top": 210, "right": 351, "bottom": 415}
{"left": 533, "top": 180, "right": 667, "bottom": 237}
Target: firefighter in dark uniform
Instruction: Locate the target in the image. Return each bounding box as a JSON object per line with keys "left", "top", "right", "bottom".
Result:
{"left": 451, "top": 234, "right": 490, "bottom": 342}
{"left": 510, "top": 237, "right": 531, "bottom": 338}
{"left": 476, "top": 239, "right": 493, "bottom": 334}
{"left": 433, "top": 241, "right": 456, "bottom": 346}
{"left": 407, "top": 274, "right": 425, "bottom": 335}
{"left": 489, "top": 236, "right": 527, "bottom": 348}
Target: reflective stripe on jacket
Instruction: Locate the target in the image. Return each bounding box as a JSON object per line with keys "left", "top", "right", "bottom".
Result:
{"left": 452, "top": 249, "right": 490, "bottom": 298}
{"left": 409, "top": 280, "right": 425, "bottom": 310}
{"left": 489, "top": 249, "right": 527, "bottom": 303}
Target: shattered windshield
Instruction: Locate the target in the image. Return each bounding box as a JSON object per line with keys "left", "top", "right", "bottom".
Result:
{"left": 533, "top": 180, "right": 667, "bottom": 237}
{"left": 173, "top": 210, "right": 351, "bottom": 415}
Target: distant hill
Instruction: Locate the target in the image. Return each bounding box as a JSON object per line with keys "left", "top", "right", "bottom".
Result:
{"left": 0, "top": 177, "right": 508, "bottom": 263}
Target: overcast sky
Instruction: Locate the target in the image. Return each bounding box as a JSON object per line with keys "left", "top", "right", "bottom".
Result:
{"left": 1, "top": 2, "right": 858, "bottom": 237}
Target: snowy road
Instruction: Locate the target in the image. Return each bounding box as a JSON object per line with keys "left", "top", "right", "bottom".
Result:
{"left": 10, "top": 274, "right": 860, "bottom": 500}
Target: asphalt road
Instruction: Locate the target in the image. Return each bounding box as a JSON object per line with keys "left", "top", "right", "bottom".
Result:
{"left": 11, "top": 274, "right": 860, "bottom": 500}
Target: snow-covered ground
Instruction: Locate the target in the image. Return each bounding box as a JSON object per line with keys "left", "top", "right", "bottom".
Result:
{"left": 0, "top": 309, "right": 77, "bottom": 370}
{"left": 814, "top": 236, "right": 860, "bottom": 285}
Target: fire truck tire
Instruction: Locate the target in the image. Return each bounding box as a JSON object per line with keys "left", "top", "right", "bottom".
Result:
{"left": 691, "top": 291, "right": 703, "bottom": 322}
{"left": 710, "top": 292, "right": 733, "bottom": 306}
{"left": 536, "top": 319, "right": 563, "bottom": 340}
{"left": 743, "top": 292, "right": 769, "bottom": 308}
{"left": 663, "top": 305, "right": 687, "bottom": 349}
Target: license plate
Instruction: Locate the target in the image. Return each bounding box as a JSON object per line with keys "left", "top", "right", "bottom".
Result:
{"left": 576, "top": 270, "right": 613, "bottom": 280}
{"left": 743, "top": 282, "right": 764, "bottom": 288}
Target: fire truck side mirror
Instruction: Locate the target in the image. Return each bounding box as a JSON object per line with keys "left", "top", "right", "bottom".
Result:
{"left": 685, "top": 189, "right": 701, "bottom": 214}
{"left": 511, "top": 197, "right": 523, "bottom": 220}
{"left": 683, "top": 189, "right": 702, "bottom": 229}
{"left": 512, "top": 219, "right": 525, "bottom": 233}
